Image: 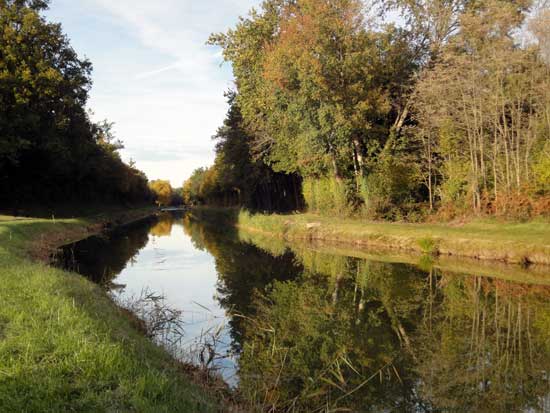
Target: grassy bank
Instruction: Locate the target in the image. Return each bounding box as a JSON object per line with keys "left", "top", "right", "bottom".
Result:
{"left": 234, "top": 210, "right": 550, "bottom": 265}
{"left": 0, "top": 209, "right": 220, "bottom": 412}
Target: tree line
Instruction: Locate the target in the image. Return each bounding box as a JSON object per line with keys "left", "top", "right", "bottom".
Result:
{"left": 185, "top": 0, "right": 550, "bottom": 220}
{"left": 149, "top": 180, "right": 183, "bottom": 207}
{"left": 182, "top": 92, "right": 303, "bottom": 211}
{"left": 0, "top": 0, "right": 153, "bottom": 211}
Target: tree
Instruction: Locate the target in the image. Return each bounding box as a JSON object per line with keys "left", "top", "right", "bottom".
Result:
{"left": 149, "top": 180, "right": 173, "bottom": 207}
{"left": 210, "top": 0, "right": 549, "bottom": 219}
{"left": 0, "top": 0, "right": 152, "bottom": 208}
{"left": 212, "top": 0, "right": 419, "bottom": 214}
{"left": 413, "top": 0, "right": 549, "bottom": 214}
{"left": 0, "top": 0, "right": 91, "bottom": 169}
{"left": 530, "top": 6, "right": 550, "bottom": 62}
{"left": 262, "top": 0, "right": 392, "bottom": 181}
{"left": 183, "top": 168, "right": 207, "bottom": 205}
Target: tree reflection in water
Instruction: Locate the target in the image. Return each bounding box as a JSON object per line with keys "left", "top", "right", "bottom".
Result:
{"left": 53, "top": 217, "right": 154, "bottom": 284}
{"left": 57, "top": 211, "right": 550, "bottom": 412}
{"left": 183, "top": 212, "right": 550, "bottom": 413}
{"left": 149, "top": 219, "right": 173, "bottom": 237}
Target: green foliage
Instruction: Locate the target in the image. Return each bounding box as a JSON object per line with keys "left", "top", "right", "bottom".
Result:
{"left": 413, "top": 1, "right": 550, "bottom": 215}
{"left": 533, "top": 142, "right": 550, "bottom": 194}
{"left": 417, "top": 237, "right": 438, "bottom": 255}
{"left": 302, "top": 177, "right": 352, "bottom": 215}
{"left": 439, "top": 159, "right": 469, "bottom": 205}
{"left": 0, "top": 1, "right": 152, "bottom": 207}
{"left": 361, "top": 156, "right": 421, "bottom": 220}
{"left": 209, "top": 0, "right": 550, "bottom": 220}
{"left": 210, "top": 0, "right": 420, "bottom": 217}
{"left": 183, "top": 167, "right": 207, "bottom": 205}
{"left": 183, "top": 94, "right": 303, "bottom": 211}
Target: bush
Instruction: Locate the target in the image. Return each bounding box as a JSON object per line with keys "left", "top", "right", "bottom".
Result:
{"left": 439, "top": 160, "right": 470, "bottom": 206}
{"left": 417, "top": 237, "right": 439, "bottom": 255}
{"left": 302, "top": 177, "right": 352, "bottom": 216}
{"left": 360, "top": 158, "right": 421, "bottom": 220}
{"left": 492, "top": 192, "right": 550, "bottom": 221}
{"left": 533, "top": 143, "right": 550, "bottom": 194}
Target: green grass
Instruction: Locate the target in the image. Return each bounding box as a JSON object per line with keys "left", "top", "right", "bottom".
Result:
{"left": 0, "top": 211, "right": 219, "bottom": 412}
{"left": 237, "top": 210, "right": 550, "bottom": 265}
{"left": 238, "top": 227, "right": 550, "bottom": 285}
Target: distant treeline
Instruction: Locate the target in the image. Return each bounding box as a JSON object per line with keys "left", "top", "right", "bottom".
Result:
{"left": 185, "top": 0, "right": 550, "bottom": 220}
{"left": 149, "top": 180, "right": 184, "bottom": 207}
{"left": 0, "top": 0, "right": 152, "bottom": 210}
{"left": 183, "top": 92, "right": 303, "bottom": 211}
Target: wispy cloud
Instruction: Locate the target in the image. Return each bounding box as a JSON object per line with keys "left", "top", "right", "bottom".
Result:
{"left": 48, "top": 0, "right": 260, "bottom": 185}
{"left": 134, "top": 61, "right": 185, "bottom": 80}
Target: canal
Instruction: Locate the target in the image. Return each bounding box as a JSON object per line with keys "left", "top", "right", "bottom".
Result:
{"left": 55, "top": 210, "right": 550, "bottom": 412}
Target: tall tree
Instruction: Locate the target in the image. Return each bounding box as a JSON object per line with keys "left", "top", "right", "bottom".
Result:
{"left": 414, "top": 0, "right": 548, "bottom": 213}
{"left": 0, "top": 0, "right": 152, "bottom": 208}
{"left": 210, "top": 0, "right": 549, "bottom": 219}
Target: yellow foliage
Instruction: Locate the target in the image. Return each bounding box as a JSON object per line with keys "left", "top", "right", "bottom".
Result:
{"left": 150, "top": 219, "right": 173, "bottom": 237}
{"left": 149, "top": 180, "right": 173, "bottom": 206}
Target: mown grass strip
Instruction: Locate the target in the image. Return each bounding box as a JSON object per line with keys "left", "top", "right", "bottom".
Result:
{"left": 0, "top": 211, "right": 220, "bottom": 413}
{"left": 233, "top": 210, "right": 550, "bottom": 265}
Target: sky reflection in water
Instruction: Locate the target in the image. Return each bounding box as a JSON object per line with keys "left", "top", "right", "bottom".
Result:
{"left": 56, "top": 211, "right": 550, "bottom": 412}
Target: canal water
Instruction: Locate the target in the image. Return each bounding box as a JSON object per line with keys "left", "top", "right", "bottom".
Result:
{"left": 54, "top": 210, "right": 550, "bottom": 412}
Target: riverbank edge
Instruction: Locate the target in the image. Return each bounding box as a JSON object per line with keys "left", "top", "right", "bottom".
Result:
{"left": 27, "top": 207, "right": 158, "bottom": 262}
{"left": 0, "top": 208, "right": 230, "bottom": 412}
{"left": 191, "top": 207, "right": 550, "bottom": 266}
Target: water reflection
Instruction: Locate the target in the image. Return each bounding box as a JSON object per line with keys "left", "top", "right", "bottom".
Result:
{"left": 414, "top": 277, "right": 550, "bottom": 413}
{"left": 149, "top": 219, "right": 173, "bottom": 237}
{"left": 55, "top": 211, "right": 550, "bottom": 412}
{"left": 184, "top": 212, "right": 550, "bottom": 412}
{"left": 53, "top": 217, "right": 153, "bottom": 284}
{"left": 181, "top": 214, "right": 302, "bottom": 354}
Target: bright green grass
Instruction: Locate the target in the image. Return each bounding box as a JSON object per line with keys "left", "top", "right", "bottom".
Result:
{"left": 237, "top": 210, "right": 550, "bottom": 265}
{"left": 0, "top": 214, "right": 219, "bottom": 413}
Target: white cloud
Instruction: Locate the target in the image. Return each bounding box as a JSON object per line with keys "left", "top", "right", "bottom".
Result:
{"left": 86, "top": 0, "right": 253, "bottom": 82}
{"left": 49, "top": 0, "right": 261, "bottom": 185}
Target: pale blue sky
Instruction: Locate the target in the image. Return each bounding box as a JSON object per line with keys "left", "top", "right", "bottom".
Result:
{"left": 45, "top": 0, "right": 261, "bottom": 186}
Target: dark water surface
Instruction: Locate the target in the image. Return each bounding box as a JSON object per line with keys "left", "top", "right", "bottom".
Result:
{"left": 55, "top": 211, "right": 550, "bottom": 412}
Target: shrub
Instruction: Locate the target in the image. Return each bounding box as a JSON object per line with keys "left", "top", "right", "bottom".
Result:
{"left": 302, "top": 177, "right": 352, "bottom": 216}
{"left": 360, "top": 157, "right": 421, "bottom": 220}
{"left": 533, "top": 143, "right": 550, "bottom": 194}
{"left": 302, "top": 179, "right": 317, "bottom": 212}
{"left": 493, "top": 191, "right": 550, "bottom": 221}
{"left": 439, "top": 160, "right": 470, "bottom": 206}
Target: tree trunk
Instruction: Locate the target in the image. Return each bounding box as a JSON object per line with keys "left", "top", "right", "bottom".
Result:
{"left": 393, "top": 100, "right": 411, "bottom": 135}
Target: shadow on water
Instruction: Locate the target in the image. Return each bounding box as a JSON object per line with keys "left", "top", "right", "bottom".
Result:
{"left": 52, "top": 216, "right": 157, "bottom": 285}
{"left": 54, "top": 210, "right": 550, "bottom": 412}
